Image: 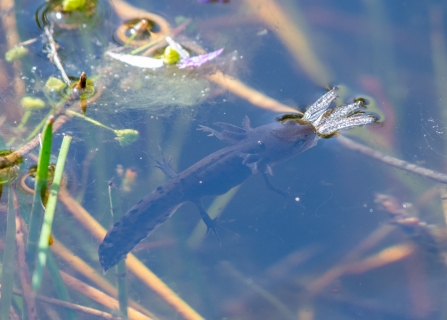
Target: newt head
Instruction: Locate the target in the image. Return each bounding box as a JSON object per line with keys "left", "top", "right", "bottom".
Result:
{"left": 267, "top": 87, "right": 378, "bottom": 165}
{"left": 277, "top": 87, "right": 378, "bottom": 138}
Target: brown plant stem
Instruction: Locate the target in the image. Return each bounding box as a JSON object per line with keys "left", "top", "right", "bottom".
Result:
{"left": 12, "top": 181, "right": 38, "bottom": 320}
{"left": 207, "top": 71, "right": 300, "bottom": 114}
{"left": 60, "top": 271, "right": 151, "bottom": 320}
{"left": 5, "top": 285, "right": 124, "bottom": 320}
{"left": 51, "top": 237, "right": 153, "bottom": 317}
{"left": 337, "top": 135, "right": 447, "bottom": 184}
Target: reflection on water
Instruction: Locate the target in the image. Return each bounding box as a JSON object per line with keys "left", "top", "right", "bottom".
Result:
{"left": 1, "top": 0, "right": 447, "bottom": 319}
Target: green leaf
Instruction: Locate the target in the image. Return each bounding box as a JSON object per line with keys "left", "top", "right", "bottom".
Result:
{"left": 62, "top": 0, "right": 86, "bottom": 12}
{"left": 5, "top": 46, "right": 28, "bottom": 62}
{"left": 21, "top": 96, "right": 46, "bottom": 110}
{"left": 26, "top": 116, "right": 54, "bottom": 273}
{"left": 32, "top": 135, "right": 72, "bottom": 291}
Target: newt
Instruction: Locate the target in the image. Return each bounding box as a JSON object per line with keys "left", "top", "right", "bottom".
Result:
{"left": 98, "top": 88, "right": 378, "bottom": 272}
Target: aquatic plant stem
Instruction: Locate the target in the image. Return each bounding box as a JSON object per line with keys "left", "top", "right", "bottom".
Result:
{"left": 207, "top": 71, "right": 299, "bottom": 114}
{"left": 32, "top": 135, "right": 72, "bottom": 291}
{"left": 26, "top": 116, "right": 54, "bottom": 274}
{"left": 50, "top": 238, "right": 151, "bottom": 317}
{"left": 59, "top": 271, "right": 151, "bottom": 320}
{"left": 44, "top": 26, "right": 71, "bottom": 85}
{"left": 12, "top": 181, "right": 38, "bottom": 320}
{"left": 45, "top": 253, "right": 79, "bottom": 320}
{"left": 337, "top": 135, "right": 447, "bottom": 184}
{"left": 57, "top": 185, "right": 204, "bottom": 320}
{"left": 0, "top": 0, "right": 26, "bottom": 121}
{"left": 0, "top": 184, "right": 16, "bottom": 320}
{"left": 9, "top": 287, "right": 120, "bottom": 320}
{"left": 65, "top": 109, "right": 113, "bottom": 131}
{"left": 108, "top": 182, "right": 128, "bottom": 318}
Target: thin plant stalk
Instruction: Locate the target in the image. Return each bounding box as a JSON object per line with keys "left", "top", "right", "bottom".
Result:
{"left": 59, "top": 271, "right": 151, "bottom": 320}
{"left": 12, "top": 181, "right": 38, "bottom": 320}
{"left": 9, "top": 286, "right": 116, "bottom": 320}
{"left": 32, "top": 135, "right": 72, "bottom": 290}
{"left": 65, "top": 109, "right": 113, "bottom": 131}
{"left": 0, "top": 184, "right": 16, "bottom": 320}
{"left": 108, "top": 182, "right": 128, "bottom": 319}
{"left": 26, "top": 115, "right": 54, "bottom": 272}
{"left": 46, "top": 252, "right": 79, "bottom": 320}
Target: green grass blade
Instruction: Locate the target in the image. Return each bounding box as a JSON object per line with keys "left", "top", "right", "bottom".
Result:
{"left": 27, "top": 115, "right": 54, "bottom": 273}
{"left": 46, "top": 252, "right": 79, "bottom": 320}
{"left": 108, "top": 182, "right": 128, "bottom": 318}
{"left": 0, "top": 184, "right": 16, "bottom": 320}
{"left": 32, "top": 135, "right": 72, "bottom": 291}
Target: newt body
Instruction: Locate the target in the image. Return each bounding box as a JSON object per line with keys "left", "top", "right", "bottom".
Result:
{"left": 99, "top": 88, "right": 377, "bottom": 272}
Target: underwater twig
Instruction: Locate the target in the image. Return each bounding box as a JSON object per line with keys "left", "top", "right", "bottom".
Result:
{"left": 0, "top": 0, "right": 26, "bottom": 120}
{"left": 4, "top": 286, "right": 122, "bottom": 320}
{"left": 51, "top": 237, "right": 152, "bottom": 316}
{"left": 32, "top": 135, "right": 72, "bottom": 291}
{"left": 59, "top": 271, "right": 152, "bottom": 320}
{"left": 57, "top": 185, "right": 204, "bottom": 320}
{"left": 343, "top": 243, "right": 414, "bottom": 274}
{"left": 12, "top": 181, "right": 38, "bottom": 320}
{"left": 0, "top": 184, "right": 16, "bottom": 320}
{"left": 207, "top": 71, "right": 299, "bottom": 113}
{"left": 44, "top": 26, "right": 71, "bottom": 85}
{"left": 306, "top": 224, "right": 395, "bottom": 296}
{"left": 337, "top": 135, "right": 447, "bottom": 184}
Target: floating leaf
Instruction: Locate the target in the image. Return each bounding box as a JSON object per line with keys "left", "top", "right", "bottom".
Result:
{"left": 5, "top": 46, "right": 28, "bottom": 62}
{"left": 115, "top": 129, "right": 139, "bottom": 146}
{"left": 45, "top": 77, "right": 66, "bottom": 91}
{"left": 21, "top": 96, "right": 46, "bottom": 109}
{"left": 107, "top": 51, "right": 164, "bottom": 69}
{"left": 62, "top": 0, "right": 86, "bottom": 12}
{"left": 177, "top": 48, "right": 224, "bottom": 69}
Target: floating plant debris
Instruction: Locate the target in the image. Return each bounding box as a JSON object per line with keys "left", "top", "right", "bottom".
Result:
{"left": 20, "top": 97, "right": 46, "bottom": 109}
{"left": 177, "top": 48, "right": 224, "bottom": 69}
{"left": 5, "top": 46, "right": 28, "bottom": 62}
{"left": 106, "top": 36, "right": 223, "bottom": 70}
{"left": 45, "top": 77, "right": 66, "bottom": 91}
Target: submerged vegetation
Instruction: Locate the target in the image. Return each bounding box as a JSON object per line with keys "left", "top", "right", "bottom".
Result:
{"left": 0, "top": 0, "right": 447, "bottom": 319}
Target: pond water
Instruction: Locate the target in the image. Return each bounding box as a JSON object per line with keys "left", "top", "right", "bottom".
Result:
{"left": 1, "top": 0, "right": 447, "bottom": 319}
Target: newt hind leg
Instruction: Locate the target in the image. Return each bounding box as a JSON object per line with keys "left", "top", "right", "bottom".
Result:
{"left": 193, "top": 199, "right": 222, "bottom": 243}
{"left": 149, "top": 145, "right": 177, "bottom": 178}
